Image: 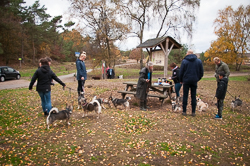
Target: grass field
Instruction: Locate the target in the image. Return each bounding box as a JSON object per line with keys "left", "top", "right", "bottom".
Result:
{"left": 0, "top": 71, "right": 250, "bottom": 165}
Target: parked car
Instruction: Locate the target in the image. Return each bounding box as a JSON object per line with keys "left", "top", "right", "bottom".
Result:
{"left": 0, "top": 66, "right": 21, "bottom": 82}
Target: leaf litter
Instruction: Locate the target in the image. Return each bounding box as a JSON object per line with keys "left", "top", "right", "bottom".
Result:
{"left": 0, "top": 79, "right": 249, "bottom": 165}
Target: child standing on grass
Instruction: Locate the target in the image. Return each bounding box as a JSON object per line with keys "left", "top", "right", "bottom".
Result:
{"left": 215, "top": 71, "right": 228, "bottom": 119}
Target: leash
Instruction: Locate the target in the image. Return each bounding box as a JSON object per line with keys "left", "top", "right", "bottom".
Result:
{"left": 227, "top": 90, "right": 235, "bottom": 99}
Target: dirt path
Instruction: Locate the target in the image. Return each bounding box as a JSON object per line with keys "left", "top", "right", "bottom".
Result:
{"left": 0, "top": 71, "right": 249, "bottom": 90}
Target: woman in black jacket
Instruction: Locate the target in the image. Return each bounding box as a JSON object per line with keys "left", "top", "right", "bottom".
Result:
{"left": 29, "top": 58, "right": 66, "bottom": 116}
{"left": 169, "top": 63, "right": 182, "bottom": 99}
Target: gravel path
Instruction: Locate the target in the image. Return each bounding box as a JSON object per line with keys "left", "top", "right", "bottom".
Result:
{"left": 0, "top": 71, "right": 249, "bottom": 90}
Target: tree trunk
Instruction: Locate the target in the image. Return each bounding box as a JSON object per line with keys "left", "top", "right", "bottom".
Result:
{"left": 32, "top": 40, "right": 36, "bottom": 65}
{"left": 235, "top": 63, "right": 242, "bottom": 71}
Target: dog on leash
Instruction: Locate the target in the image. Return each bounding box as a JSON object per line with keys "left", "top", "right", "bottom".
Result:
{"left": 231, "top": 95, "right": 243, "bottom": 111}
{"left": 109, "top": 94, "right": 131, "bottom": 110}
{"left": 196, "top": 97, "right": 209, "bottom": 112}
{"left": 77, "top": 92, "right": 85, "bottom": 109}
{"left": 92, "top": 96, "right": 110, "bottom": 109}
{"left": 46, "top": 103, "right": 73, "bottom": 129}
{"left": 79, "top": 97, "right": 102, "bottom": 118}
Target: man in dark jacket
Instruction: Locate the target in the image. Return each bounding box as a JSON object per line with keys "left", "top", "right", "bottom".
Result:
{"left": 215, "top": 71, "right": 228, "bottom": 119}
{"left": 179, "top": 50, "right": 204, "bottom": 116}
{"left": 136, "top": 61, "right": 153, "bottom": 111}
{"left": 29, "top": 58, "right": 66, "bottom": 116}
{"left": 107, "top": 66, "right": 115, "bottom": 79}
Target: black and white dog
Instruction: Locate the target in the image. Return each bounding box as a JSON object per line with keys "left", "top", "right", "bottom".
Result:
{"left": 79, "top": 97, "right": 102, "bottom": 118}
{"left": 92, "top": 96, "right": 110, "bottom": 109}
{"left": 231, "top": 95, "right": 243, "bottom": 111}
{"left": 46, "top": 103, "right": 73, "bottom": 129}
{"left": 77, "top": 92, "right": 85, "bottom": 109}
{"left": 171, "top": 96, "right": 182, "bottom": 112}
{"left": 109, "top": 95, "right": 131, "bottom": 110}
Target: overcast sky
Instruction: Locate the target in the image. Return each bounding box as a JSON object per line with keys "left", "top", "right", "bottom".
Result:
{"left": 24, "top": 0, "right": 249, "bottom": 53}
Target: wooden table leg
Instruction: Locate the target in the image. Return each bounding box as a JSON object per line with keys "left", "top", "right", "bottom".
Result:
{"left": 121, "top": 93, "right": 126, "bottom": 99}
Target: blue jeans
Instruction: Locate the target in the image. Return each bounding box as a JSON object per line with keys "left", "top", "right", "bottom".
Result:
{"left": 175, "top": 83, "right": 182, "bottom": 97}
{"left": 182, "top": 82, "right": 197, "bottom": 113}
{"left": 38, "top": 91, "right": 52, "bottom": 113}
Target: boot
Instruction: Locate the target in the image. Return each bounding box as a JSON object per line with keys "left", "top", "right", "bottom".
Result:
{"left": 140, "top": 101, "right": 147, "bottom": 111}
{"left": 144, "top": 100, "right": 150, "bottom": 109}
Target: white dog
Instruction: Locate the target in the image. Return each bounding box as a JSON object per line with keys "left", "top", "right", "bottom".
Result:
{"left": 196, "top": 97, "right": 209, "bottom": 112}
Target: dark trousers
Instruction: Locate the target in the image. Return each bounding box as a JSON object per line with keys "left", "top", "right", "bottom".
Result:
{"left": 217, "top": 99, "right": 224, "bottom": 117}
{"left": 182, "top": 82, "right": 197, "bottom": 113}
{"left": 77, "top": 80, "right": 85, "bottom": 95}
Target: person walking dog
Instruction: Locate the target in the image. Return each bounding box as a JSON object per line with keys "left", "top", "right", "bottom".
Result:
{"left": 29, "top": 58, "right": 66, "bottom": 116}
{"left": 76, "top": 51, "right": 87, "bottom": 96}
{"left": 179, "top": 50, "right": 204, "bottom": 117}
{"left": 215, "top": 71, "right": 228, "bottom": 119}
{"left": 136, "top": 61, "right": 153, "bottom": 111}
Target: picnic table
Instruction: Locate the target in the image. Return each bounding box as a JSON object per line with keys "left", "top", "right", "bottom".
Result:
{"left": 118, "top": 81, "right": 174, "bottom": 106}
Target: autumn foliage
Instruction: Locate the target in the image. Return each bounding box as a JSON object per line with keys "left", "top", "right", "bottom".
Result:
{"left": 129, "top": 48, "right": 142, "bottom": 63}
{"left": 205, "top": 5, "right": 250, "bottom": 71}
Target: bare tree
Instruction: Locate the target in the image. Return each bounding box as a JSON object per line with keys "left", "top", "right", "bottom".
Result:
{"left": 68, "top": 0, "right": 130, "bottom": 67}
{"left": 115, "top": 0, "right": 200, "bottom": 68}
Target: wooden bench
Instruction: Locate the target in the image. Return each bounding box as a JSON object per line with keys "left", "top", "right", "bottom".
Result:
{"left": 118, "top": 91, "right": 168, "bottom": 106}
{"left": 148, "top": 94, "right": 168, "bottom": 106}
{"left": 118, "top": 90, "right": 136, "bottom": 99}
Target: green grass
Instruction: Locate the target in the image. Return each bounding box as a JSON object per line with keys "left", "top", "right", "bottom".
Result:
{"left": 201, "top": 76, "right": 248, "bottom": 81}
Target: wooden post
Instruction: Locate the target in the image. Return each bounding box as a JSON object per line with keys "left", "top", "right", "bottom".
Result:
{"left": 164, "top": 38, "right": 169, "bottom": 78}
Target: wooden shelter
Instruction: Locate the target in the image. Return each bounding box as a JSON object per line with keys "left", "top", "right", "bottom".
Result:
{"left": 137, "top": 36, "right": 182, "bottom": 77}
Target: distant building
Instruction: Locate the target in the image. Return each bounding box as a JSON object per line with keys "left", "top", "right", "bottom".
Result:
{"left": 244, "top": 53, "right": 250, "bottom": 64}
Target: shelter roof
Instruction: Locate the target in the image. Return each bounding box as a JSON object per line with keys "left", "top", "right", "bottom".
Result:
{"left": 137, "top": 36, "right": 182, "bottom": 49}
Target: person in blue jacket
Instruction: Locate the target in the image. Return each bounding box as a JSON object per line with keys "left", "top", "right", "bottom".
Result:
{"left": 76, "top": 52, "right": 87, "bottom": 96}
{"left": 179, "top": 50, "right": 204, "bottom": 117}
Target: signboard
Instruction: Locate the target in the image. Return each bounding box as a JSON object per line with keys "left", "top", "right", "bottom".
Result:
{"left": 75, "top": 52, "right": 80, "bottom": 57}
{"left": 152, "top": 50, "right": 164, "bottom": 66}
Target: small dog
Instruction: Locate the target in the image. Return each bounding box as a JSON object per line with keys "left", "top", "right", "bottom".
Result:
{"left": 196, "top": 97, "right": 209, "bottom": 112}
{"left": 46, "top": 103, "right": 73, "bottom": 129}
{"left": 171, "top": 100, "right": 182, "bottom": 112}
{"left": 231, "top": 95, "right": 243, "bottom": 111}
{"left": 118, "top": 75, "right": 123, "bottom": 79}
{"left": 109, "top": 95, "right": 131, "bottom": 110}
{"left": 92, "top": 96, "right": 110, "bottom": 109}
{"left": 79, "top": 97, "right": 102, "bottom": 118}
{"left": 78, "top": 92, "right": 85, "bottom": 109}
